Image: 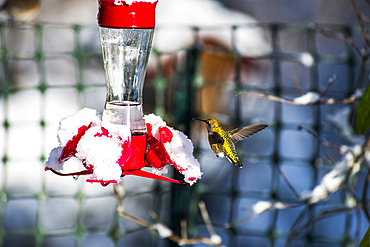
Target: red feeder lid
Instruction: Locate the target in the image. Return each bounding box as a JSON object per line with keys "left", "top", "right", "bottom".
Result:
{"left": 98, "top": 0, "right": 158, "bottom": 28}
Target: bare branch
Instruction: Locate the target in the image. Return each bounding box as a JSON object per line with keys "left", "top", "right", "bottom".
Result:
{"left": 361, "top": 168, "right": 370, "bottom": 222}
{"left": 298, "top": 126, "right": 346, "bottom": 152}
{"left": 286, "top": 206, "right": 312, "bottom": 246}
{"left": 320, "top": 75, "right": 339, "bottom": 98}
{"left": 286, "top": 206, "right": 355, "bottom": 246}
{"left": 199, "top": 201, "right": 217, "bottom": 237}
{"left": 113, "top": 184, "right": 152, "bottom": 228}
{"left": 292, "top": 76, "right": 303, "bottom": 96}
{"left": 352, "top": 209, "right": 362, "bottom": 247}
{"left": 238, "top": 87, "right": 361, "bottom": 106}
{"left": 239, "top": 92, "right": 295, "bottom": 104}
{"left": 313, "top": 24, "right": 365, "bottom": 57}
{"left": 112, "top": 184, "right": 223, "bottom": 246}
{"left": 180, "top": 219, "right": 188, "bottom": 240}
{"left": 225, "top": 201, "right": 302, "bottom": 229}
{"left": 350, "top": 0, "right": 370, "bottom": 48}
{"left": 237, "top": 75, "right": 362, "bottom": 105}
{"left": 227, "top": 128, "right": 369, "bottom": 234}
{"left": 276, "top": 165, "right": 300, "bottom": 198}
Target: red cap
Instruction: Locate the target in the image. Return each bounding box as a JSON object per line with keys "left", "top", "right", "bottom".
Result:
{"left": 98, "top": 0, "right": 158, "bottom": 28}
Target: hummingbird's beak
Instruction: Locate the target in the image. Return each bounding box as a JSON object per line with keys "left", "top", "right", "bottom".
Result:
{"left": 192, "top": 118, "right": 207, "bottom": 123}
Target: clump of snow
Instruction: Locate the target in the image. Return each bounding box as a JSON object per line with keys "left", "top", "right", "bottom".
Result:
{"left": 210, "top": 234, "right": 222, "bottom": 245}
{"left": 46, "top": 108, "right": 130, "bottom": 182}
{"left": 145, "top": 114, "right": 167, "bottom": 140}
{"left": 293, "top": 92, "right": 320, "bottom": 104}
{"left": 114, "top": 0, "right": 158, "bottom": 6}
{"left": 326, "top": 107, "right": 351, "bottom": 135}
{"left": 103, "top": 120, "right": 131, "bottom": 142}
{"left": 300, "top": 146, "right": 361, "bottom": 204}
{"left": 152, "top": 223, "right": 173, "bottom": 238}
{"left": 44, "top": 147, "right": 64, "bottom": 171}
{"left": 58, "top": 108, "right": 101, "bottom": 146}
{"left": 76, "top": 125, "right": 130, "bottom": 182}
{"left": 298, "top": 52, "right": 314, "bottom": 67}
{"left": 326, "top": 106, "right": 364, "bottom": 145}
{"left": 346, "top": 195, "right": 357, "bottom": 208}
{"left": 46, "top": 108, "right": 201, "bottom": 185}
{"left": 351, "top": 88, "right": 363, "bottom": 99}
{"left": 273, "top": 202, "right": 287, "bottom": 210}
{"left": 145, "top": 114, "right": 202, "bottom": 185}
{"left": 252, "top": 201, "right": 272, "bottom": 214}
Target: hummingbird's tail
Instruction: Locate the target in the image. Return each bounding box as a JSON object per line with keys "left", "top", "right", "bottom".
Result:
{"left": 235, "top": 160, "right": 243, "bottom": 168}
{"left": 226, "top": 156, "right": 243, "bottom": 168}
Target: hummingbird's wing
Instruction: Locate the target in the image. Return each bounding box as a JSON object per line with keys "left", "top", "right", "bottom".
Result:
{"left": 229, "top": 124, "right": 268, "bottom": 143}
{"left": 209, "top": 131, "right": 224, "bottom": 144}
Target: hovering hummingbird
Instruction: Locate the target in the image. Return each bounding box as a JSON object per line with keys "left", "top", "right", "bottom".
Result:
{"left": 194, "top": 118, "right": 268, "bottom": 168}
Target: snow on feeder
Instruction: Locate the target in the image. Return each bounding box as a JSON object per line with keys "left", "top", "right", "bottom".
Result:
{"left": 44, "top": 0, "right": 202, "bottom": 186}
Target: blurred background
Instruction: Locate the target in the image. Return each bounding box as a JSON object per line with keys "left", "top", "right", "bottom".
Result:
{"left": 0, "top": 0, "right": 369, "bottom": 246}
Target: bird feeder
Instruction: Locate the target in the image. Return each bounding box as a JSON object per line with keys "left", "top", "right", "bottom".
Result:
{"left": 44, "top": 0, "right": 202, "bottom": 186}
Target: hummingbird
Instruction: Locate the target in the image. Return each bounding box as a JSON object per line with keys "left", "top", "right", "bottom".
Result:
{"left": 194, "top": 118, "right": 268, "bottom": 168}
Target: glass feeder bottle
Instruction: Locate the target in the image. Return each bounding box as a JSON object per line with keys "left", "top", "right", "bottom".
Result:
{"left": 100, "top": 27, "right": 154, "bottom": 135}
{"left": 98, "top": 0, "right": 158, "bottom": 170}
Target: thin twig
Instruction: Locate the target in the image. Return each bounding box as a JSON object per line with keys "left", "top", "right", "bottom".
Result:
{"left": 320, "top": 75, "right": 338, "bottom": 97}
{"left": 362, "top": 168, "right": 370, "bottom": 222}
{"left": 346, "top": 0, "right": 370, "bottom": 122}
{"left": 286, "top": 205, "right": 312, "bottom": 247}
{"left": 350, "top": 0, "right": 370, "bottom": 48}
{"left": 113, "top": 183, "right": 125, "bottom": 210}
{"left": 352, "top": 209, "right": 362, "bottom": 247}
{"left": 313, "top": 21, "right": 369, "bottom": 92}
{"left": 298, "top": 126, "right": 345, "bottom": 151}
{"left": 112, "top": 184, "right": 222, "bottom": 246}
{"left": 225, "top": 201, "right": 302, "bottom": 229}
{"left": 293, "top": 76, "right": 303, "bottom": 95}
{"left": 180, "top": 219, "right": 188, "bottom": 240}
{"left": 238, "top": 91, "right": 361, "bottom": 105}
{"left": 314, "top": 24, "right": 364, "bottom": 56}
{"left": 117, "top": 207, "right": 153, "bottom": 228}
{"left": 113, "top": 184, "right": 152, "bottom": 228}
{"left": 199, "top": 201, "right": 217, "bottom": 237}
{"left": 286, "top": 206, "right": 355, "bottom": 246}
{"left": 276, "top": 165, "right": 300, "bottom": 198}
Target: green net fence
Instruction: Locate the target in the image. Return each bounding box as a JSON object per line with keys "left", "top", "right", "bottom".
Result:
{"left": 0, "top": 20, "right": 369, "bottom": 247}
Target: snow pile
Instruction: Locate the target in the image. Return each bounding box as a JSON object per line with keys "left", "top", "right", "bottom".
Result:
{"left": 45, "top": 108, "right": 130, "bottom": 182}
{"left": 45, "top": 108, "right": 202, "bottom": 185}
{"left": 252, "top": 201, "right": 272, "bottom": 214}
{"left": 57, "top": 108, "right": 101, "bottom": 146}
{"left": 45, "top": 147, "right": 64, "bottom": 171}
{"left": 145, "top": 114, "right": 202, "bottom": 185}
{"left": 326, "top": 106, "right": 364, "bottom": 145}
{"left": 300, "top": 145, "right": 362, "bottom": 203}
{"left": 76, "top": 123, "right": 131, "bottom": 181}
{"left": 293, "top": 92, "right": 320, "bottom": 104}
{"left": 297, "top": 52, "right": 314, "bottom": 67}
{"left": 152, "top": 223, "right": 173, "bottom": 238}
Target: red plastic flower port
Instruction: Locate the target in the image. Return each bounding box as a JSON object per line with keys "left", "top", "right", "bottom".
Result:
{"left": 44, "top": 108, "right": 202, "bottom": 186}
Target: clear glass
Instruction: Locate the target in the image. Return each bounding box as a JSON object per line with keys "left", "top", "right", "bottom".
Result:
{"left": 100, "top": 27, "right": 154, "bottom": 134}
